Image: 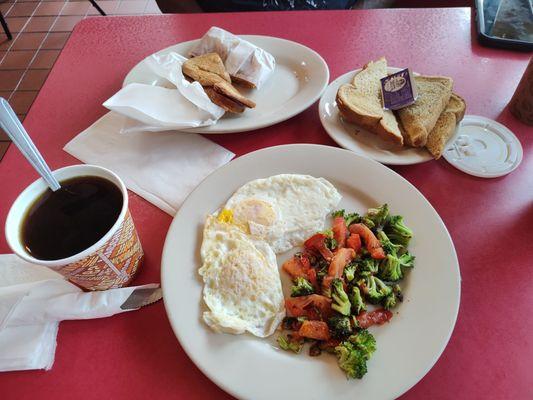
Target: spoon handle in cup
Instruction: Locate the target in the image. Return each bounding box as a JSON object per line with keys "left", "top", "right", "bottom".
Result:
{"left": 0, "top": 97, "right": 61, "bottom": 191}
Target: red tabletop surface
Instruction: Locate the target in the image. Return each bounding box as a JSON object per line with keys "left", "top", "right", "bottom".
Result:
{"left": 0, "top": 8, "right": 531, "bottom": 400}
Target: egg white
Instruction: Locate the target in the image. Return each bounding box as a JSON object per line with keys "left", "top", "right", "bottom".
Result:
{"left": 199, "top": 216, "right": 285, "bottom": 337}
{"left": 223, "top": 174, "right": 342, "bottom": 253}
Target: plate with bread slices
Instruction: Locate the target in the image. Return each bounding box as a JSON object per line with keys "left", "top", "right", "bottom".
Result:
{"left": 319, "top": 58, "right": 466, "bottom": 165}
{"left": 124, "top": 32, "right": 329, "bottom": 134}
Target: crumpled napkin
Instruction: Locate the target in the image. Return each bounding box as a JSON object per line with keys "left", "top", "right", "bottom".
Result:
{"left": 103, "top": 52, "right": 225, "bottom": 133}
{"left": 0, "top": 254, "right": 160, "bottom": 372}
{"left": 190, "top": 26, "right": 276, "bottom": 89}
{"left": 63, "top": 111, "right": 234, "bottom": 216}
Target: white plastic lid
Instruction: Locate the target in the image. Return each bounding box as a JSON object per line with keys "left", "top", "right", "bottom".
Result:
{"left": 443, "top": 115, "right": 523, "bottom": 178}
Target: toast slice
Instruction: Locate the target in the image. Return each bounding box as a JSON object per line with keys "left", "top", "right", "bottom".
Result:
{"left": 396, "top": 76, "right": 453, "bottom": 147}
{"left": 204, "top": 88, "right": 245, "bottom": 113}
{"left": 182, "top": 53, "right": 231, "bottom": 86}
{"left": 425, "top": 93, "right": 466, "bottom": 159}
{"left": 213, "top": 80, "right": 256, "bottom": 109}
{"left": 182, "top": 53, "right": 255, "bottom": 113}
{"left": 336, "top": 58, "right": 403, "bottom": 146}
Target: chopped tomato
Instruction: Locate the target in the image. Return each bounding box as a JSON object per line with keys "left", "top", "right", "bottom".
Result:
{"left": 287, "top": 332, "right": 304, "bottom": 342}
{"left": 283, "top": 254, "right": 318, "bottom": 288}
{"left": 355, "top": 309, "right": 393, "bottom": 328}
{"left": 332, "top": 216, "right": 347, "bottom": 248}
{"left": 321, "top": 275, "right": 334, "bottom": 294}
{"left": 298, "top": 253, "right": 312, "bottom": 271}
{"left": 298, "top": 320, "right": 330, "bottom": 341}
{"left": 319, "top": 338, "right": 341, "bottom": 350}
{"left": 282, "top": 257, "right": 307, "bottom": 279}
{"left": 349, "top": 223, "right": 386, "bottom": 259}
{"left": 306, "top": 268, "right": 318, "bottom": 288}
{"left": 285, "top": 294, "right": 332, "bottom": 319}
{"left": 304, "top": 233, "right": 333, "bottom": 261}
{"left": 346, "top": 233, "right": 362, "bottom": 253}
{"left": 328, "top": 247, "right": 355, "bottom": 278}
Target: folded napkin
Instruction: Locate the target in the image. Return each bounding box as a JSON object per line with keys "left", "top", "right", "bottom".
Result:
{"left": 64, "top": 112, "right": 234, "bottom": 215}
{"left": 0, "top": 254, "right": 161, "bottom": 372}
{"left": 190, "top": 26, "right": 276, "bottom": 89}
{"left": 103, "top": 52, "right": 225, "bottom": 133}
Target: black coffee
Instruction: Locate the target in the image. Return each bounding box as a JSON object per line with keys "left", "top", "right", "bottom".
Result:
{"left": 21, "top": 176, "right": 123, "bottom": 261}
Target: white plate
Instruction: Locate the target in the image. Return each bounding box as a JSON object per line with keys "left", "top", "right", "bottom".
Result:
{"left": 319, "top": 68, "right": 432, "bottom": 165}
{"left": 161, "top": 144, "right": 461, "bottom": 400}
{"left": 124, "top": 36, "right": 329, "bottom": 134}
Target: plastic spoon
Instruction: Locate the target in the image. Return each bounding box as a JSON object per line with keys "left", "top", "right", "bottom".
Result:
{"left": 0, "top": 97, "right": 61, "bottom": 191}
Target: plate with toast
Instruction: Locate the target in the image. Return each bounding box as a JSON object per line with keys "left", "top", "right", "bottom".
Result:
{"left": 319, "top": 58, "right": 466, "bottom": 165}
{"left": 124, "top": 35, "right": 329, "bottom": 134}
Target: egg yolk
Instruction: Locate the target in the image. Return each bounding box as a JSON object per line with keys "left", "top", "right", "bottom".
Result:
{"left": 232, "top": 199, "right": 276, "bottom": 229}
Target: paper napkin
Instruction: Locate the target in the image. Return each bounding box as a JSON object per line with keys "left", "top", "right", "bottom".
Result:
{"left": 103, "top": 52, "right": 225, "bottom": 133}
{"left": 0, "top": 254, "right": 161, "bottom": 372}
{"left": 190, "top": 26, "right": 276, "bottom": 89}
{"left": 64, "top": 111, "right": 235, "bottom": 215}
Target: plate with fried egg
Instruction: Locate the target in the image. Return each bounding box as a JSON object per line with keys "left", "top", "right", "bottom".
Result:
{"left": 161, "top": 144, "right": 460, "bottom": 400}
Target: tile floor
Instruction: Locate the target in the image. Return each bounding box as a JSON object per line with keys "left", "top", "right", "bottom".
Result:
{"left": 0, "top": 0, "right": 161, "bottom": 159}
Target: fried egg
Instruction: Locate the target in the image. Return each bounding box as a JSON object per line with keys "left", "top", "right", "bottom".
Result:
{"left": 199, "top": 215, "right": 285, "bottom": 337}
{"left": 222, "top": 174, "right": 341, "bottom": 253}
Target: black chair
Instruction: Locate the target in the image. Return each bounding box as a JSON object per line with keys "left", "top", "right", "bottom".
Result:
{"left": 1, "top": 11, "right": 12, "bottom": 40}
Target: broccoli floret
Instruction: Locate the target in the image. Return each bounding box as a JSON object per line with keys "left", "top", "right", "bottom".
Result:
{"left": 377, "top": 230, "right": 402, "bottom": 256}
{"left": 335, "top": 341, "right": 368, "bottom": 379}
{"left": 377, "top": 239, "right": 414, "bottom": 282}
{"left": 322, "top": 228, "right": 338, "bottom": 250}
{"left": 344, "top": 262, "right": 357, "bottom": 282}
{"left": 328, "top": 315, "right": 353, "bottom": 339}
{"left": 359, "top": 275, "right": 392, "bottom": 303}
{"left": 335, "top": 330, "right": 376, "bottom": 379}
{"left": 345, "top": 212, "right": 361, "bottom": 226}
{"left": 383, "top": 283, "right": 403, "bottom": 309}
{"left": 364, "top": 204, "right": 389, "bottom": 230}
{"left": 331, "top": 209, "right": 361, "bottom": 227}
{"left": 382, "top": 292, "right": 397, "bottom": 309}
{"left": 385, "top": 215, "right": 413, "bottom": 247}
{"left": 399, "top": 252, "right": 415, "bottom": 268}
{"left": 331, "top": 209, "right": 345, "bottom": 218}
{"left": 358, "top": 257, "right": 380, "bottom": 275}
{"left": 361, "top": 217, "right": 375, "bottom": 229}
{"left": 349, "top": 286, "right": 366, "bottom": 315}
{"left": 349, "top": 329, "right": 377, "bottom": 359}
{"left": 291, "top": 277, "right": 315, "bottom": 297}
{"left": 331, "top": 278, "right": 351, "bottom": 316}
{"left": 277, "top": 335, "right": 303, "bottom": 353}
{"left": 378, "top": 253, "right": 403, "bottom": 281}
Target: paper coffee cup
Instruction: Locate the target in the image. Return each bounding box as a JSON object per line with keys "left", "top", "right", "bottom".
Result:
{"left": 5, "top": 165, "right": 144, "bottom": 291}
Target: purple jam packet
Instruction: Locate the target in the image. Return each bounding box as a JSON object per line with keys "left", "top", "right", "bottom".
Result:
{"left": 380, "top": 68, "right": 417, "bottom": 110}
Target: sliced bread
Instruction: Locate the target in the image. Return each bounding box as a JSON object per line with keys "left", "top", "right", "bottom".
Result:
{"left": 426, "top": 93, "right": 466, "bottom": 159}
{"left": 336, "top": 58, "right": 403, "bottom": 146}
{"left": 396, "top": 76, "right": 453, "bottom": 147}
{"left": 183, "top": 53, "right": 255, "bottom": 113}
{"left": 182, "top": 53, "right": 231, "bottom": 86}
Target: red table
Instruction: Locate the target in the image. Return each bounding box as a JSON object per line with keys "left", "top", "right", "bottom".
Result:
{"left": 1, "top": 8, "right": 531, "bottom": 400}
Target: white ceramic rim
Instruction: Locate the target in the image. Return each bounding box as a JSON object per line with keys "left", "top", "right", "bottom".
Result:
{"left": 319, "top": 67, "right": 433, "bottom": 165}
{"left": 161, "top": 143, "right": 461, "bottom": 400}
{"left": 122, "top": 35, "right": 330, "bottom": 134}
{"left": 443, "top": 115, "right": 524, "bottom": 178}
{"left": 5, "top": 164, "right": 128, "bottom": 268}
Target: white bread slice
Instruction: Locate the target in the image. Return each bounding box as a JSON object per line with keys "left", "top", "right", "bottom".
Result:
{"left": 397, "top": 76, "right": 453, "bottom": 147}
{"left": 336, "top": 58, "right": 403, "bottom": 146}
{"left": 425, "top": 93, "right": 466, "bottom": 159}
